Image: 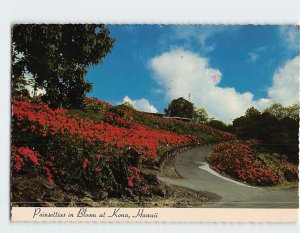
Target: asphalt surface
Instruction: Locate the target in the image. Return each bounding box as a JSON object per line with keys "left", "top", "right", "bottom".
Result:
{"left": 159, "top": 145, "right": 299, "bottom": 208}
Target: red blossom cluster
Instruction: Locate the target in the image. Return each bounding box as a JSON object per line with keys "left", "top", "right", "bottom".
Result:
{"left": 127, "top": 166, "right": 141, "bottom": 189}
{"left": 12, "top": 100, "right": 197, "bottom": 160}
{"left": 208, "top": 141, "right": 298, "bottom": 186}
{"left": 11, "top": 146, "right": 40, "bottom": 172}
{"left": 11, "top": 99, "right": 202, "bottom": 190}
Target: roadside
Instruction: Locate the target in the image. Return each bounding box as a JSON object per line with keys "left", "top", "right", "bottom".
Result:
{"left": 12, "top": 144, "right": 297, "bottom": 208}
{"left": 159, "top": 145, "right": 299, "bottom": 208}
{"left": 11, "top": 169, "right": 209, "bottom": 208}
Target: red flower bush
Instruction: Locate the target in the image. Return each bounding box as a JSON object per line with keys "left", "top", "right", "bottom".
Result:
{"left": 82, "top": 158, "right": 90, "bottom": 169}
{"left": 11, "top": 99, "right": 202, "bottom": 193}
{"left": 127, "top": 166, "right": 141, "bottom": 189}
{"left": 11, "top": 146, "right": 40, "bottom": 172}
{"left": 208, "top": 141, "right": 298, "bottom": 186}
{"left": 118, "top": 108, "right": 235, "bottom": 142}
{"left": 11, "top": 97, "right": 239, "bottom": 194}
{"left": 12, "top": 100, "right": 197, "bottom": 160}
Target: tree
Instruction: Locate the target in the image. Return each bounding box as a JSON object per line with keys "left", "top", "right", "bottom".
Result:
{"left": 207, "top": 119, "right": 234, "bottom": 133}
{"left": 286, "top": 104, "right": 300, "bottom": 120}
{"left": 193, "top": 107, "right": 210, "bottom": 124}
{"left": 164, "top": 97, "right": 195, "bottom": 119}
{"left": 11, "top": 74, "right": 30, "bottom": 97}
{"left": 245, "top": 107, "right": 261, "bottom": 119}
{"left": 12, "top": 24, "right": 114, "bottom": 108}
{"left": 233, "top": 107, "right": 262, "bottom": 139}
{"left": 233, "top": 105, "right": 299, "bottom": 164}
{"left": 123, "top": 101, "right": 135, "bottom": 110}
{"left": 264, "top": 103, "right": 300, "bottom": 120}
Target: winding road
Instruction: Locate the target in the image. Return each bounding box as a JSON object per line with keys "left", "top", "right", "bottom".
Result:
{"left": 159, "top": 146, "right": 298, "bottom": 208}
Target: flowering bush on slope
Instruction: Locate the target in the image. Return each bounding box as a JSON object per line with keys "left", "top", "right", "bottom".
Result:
{"left": 12, "top": 146, "right": 40, "bottom": 172}
{"left": 11, "top": 99, "right": 197, "bottom": 193}
{"left": 208, "top": 141, "right": 298, "bottom": 186}
{"left": 12, "top": 100, "right": 196, "bottom": 159}
{"left": 116, "top": 108, "right": 235, "bottom": 142}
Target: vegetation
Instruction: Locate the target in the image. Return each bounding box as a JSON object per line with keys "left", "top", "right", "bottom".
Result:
{"left": 11, "top": 96, "right": 234, "bottom": 196}
{"left": 193, "top": 107, "right": 211, "bottom": 124}
{"left": 12, "top": 24, "right": 114, "bottom": 109}
{"left": 233, "top": 104, "right": 299, "bottom": 164}
{"left": 111, "top": 105, "right": 235, "bottom": 144}
{"left": 11, "top": 24, "right": 298, "bottom": 202}
{"left": 164, "top": 97, "right": 195, "bottom": 119}
{"left": 208, "top": 141, "right": 298, "bottom": 186}
{"left": 207, "top": 119, "right": 234, "bottom": 134}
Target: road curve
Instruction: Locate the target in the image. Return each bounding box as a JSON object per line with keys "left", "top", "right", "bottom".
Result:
{"left": 159, "top": 145, "right": 298, "bottom": 208}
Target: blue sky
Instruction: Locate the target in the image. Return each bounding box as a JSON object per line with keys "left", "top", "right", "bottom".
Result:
{"left": 86, "top": 25, "right": 299, "bottom": 123}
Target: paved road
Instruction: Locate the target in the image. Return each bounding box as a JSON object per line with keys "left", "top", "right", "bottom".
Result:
{"left": 159, "top": 145, "right": 299, "bottom": 208}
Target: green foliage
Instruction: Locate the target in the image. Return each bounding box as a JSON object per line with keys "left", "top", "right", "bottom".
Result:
{"left": 68, "top": 109, "right": 105, "bottom": 123}
{"left": 11, "top": 75, "right": 30, "bottom": 97}
{"left": 110, "top": 104, "right": 137, "bottom": 119}
{"left": 193, "top": 107, "right": 210, "bottom": 124}
{"left": 245, "top": 107, "right": 261, "bottom": 119}
{"left": 69, "top": 97, "right": 112, "bottom": 122}
{"left": 164, "top": 97, "right": 195, "bottom": 119}
{"left": 264, "top": 103, "right": 299, "bottom": 120}
{"left": 123, "top": 101, "right": 135, "bottom": 110}
{"left": 233, "top": 105, "right": 299, "bottom": 164}
{"left": 207, "top": 119, "right": 234, "bottom": 133}
{"left": 12, "top": 24, "right": 114, "bottom": 109}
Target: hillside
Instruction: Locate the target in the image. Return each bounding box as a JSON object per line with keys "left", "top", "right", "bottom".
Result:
{"left": 11, "top": 96, "right": 235, "bottom": 206}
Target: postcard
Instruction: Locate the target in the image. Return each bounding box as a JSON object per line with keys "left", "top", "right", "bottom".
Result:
{"left": 10, "top": 24, "right": 299, "bottom": 222}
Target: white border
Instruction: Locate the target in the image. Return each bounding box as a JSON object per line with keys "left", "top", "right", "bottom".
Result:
{"left": 1, "top": 0, "right": 300, "bottom": 232}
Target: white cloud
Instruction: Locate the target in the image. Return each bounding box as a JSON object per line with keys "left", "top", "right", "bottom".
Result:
{"left": 248, "top": 46, "right": 267, "bottom": 63}
{"left": 279, "top": 26, "right": 299, "bottom": 52}
{"left": 149, "top": 48, "right": 271, "bottom": 123}
{"left": 268, "top": 56, "right": 299, "bottom": 105}
{"left": 248, "top": 52, "right": 259, "bottom": 62}
{"left": 122, "top": 96, "right": 158, "bottom": 113}
{"left": 169, "top": 25, "right": 240, "bottom": 54}
{"left": 151, "top": 88, "right": 164, "bottom": 94}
